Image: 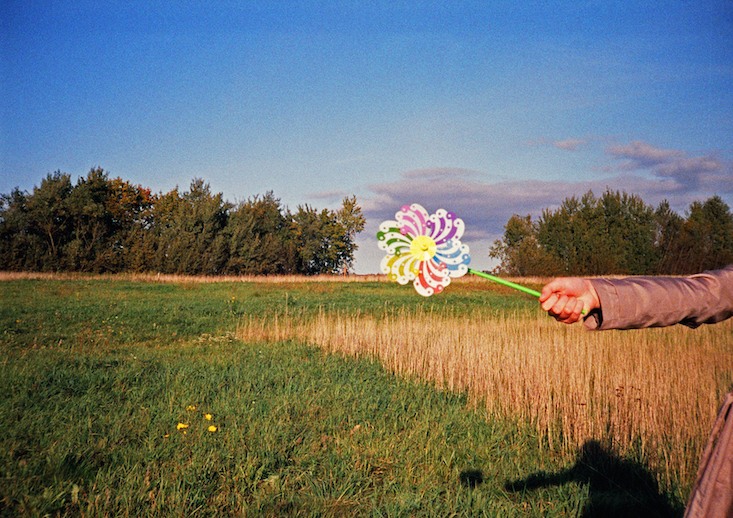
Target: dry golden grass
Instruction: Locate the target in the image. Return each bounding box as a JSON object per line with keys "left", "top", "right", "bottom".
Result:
{"left": 237, "top": 308, "right": 733, "bottom": 492}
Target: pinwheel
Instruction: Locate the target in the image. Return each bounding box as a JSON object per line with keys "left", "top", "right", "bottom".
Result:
{"left": 377, "top": 203, "right": 543, "bottom": 299}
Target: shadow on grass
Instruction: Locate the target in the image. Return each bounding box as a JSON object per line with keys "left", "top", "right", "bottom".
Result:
{"left": 459, "top": 469, "right": 485, "bottom": 488}
{"left": 504, "top": 440, "right": 684, "bottom": 518}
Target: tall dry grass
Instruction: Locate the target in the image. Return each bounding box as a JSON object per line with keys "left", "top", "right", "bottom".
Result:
{"left": 237, "top": 308, "right": 733, "bottom": 492}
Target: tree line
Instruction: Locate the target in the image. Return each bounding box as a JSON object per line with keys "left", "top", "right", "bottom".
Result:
{"left": 0, "top": 168, "right": 366, "bottom": 275}
{"left": 490, "top": 189, "right": 733, "bottom": 276}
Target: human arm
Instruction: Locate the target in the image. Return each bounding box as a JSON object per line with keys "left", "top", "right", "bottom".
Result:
{"left": 540, "top": 265, "right": 733, "bottom": 330}
{"left": 585, "top": 265, "right": 733, "bottom": 330}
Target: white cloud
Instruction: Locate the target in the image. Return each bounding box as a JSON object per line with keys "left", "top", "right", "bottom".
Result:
{"left": 554, "top": 138, "right": 588, "bottom": 151}
{"left": 604, "top": 140, "right": 732, "bottom": 192}
{"left": 307, "top": 190, "right": 349, "bottom": 200}
{"left": 606, "top": 141, "right": 684, "bottom": 167}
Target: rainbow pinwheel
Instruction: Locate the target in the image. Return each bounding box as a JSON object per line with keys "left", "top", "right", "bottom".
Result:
{"left": 377, "top": 203, "right": 471, "bottom": 296}
{"left": 378, "top": 203, "right": 552, "bottom": 301}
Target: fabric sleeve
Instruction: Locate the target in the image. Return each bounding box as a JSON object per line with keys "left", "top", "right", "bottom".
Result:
{"left": 583, "top": 265, "right": 733, "bottom": 330}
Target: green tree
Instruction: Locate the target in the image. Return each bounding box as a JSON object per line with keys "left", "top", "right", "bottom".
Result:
{"left": 694, "top": 196, "right": 733, "bottom": 271}
{"left": 63, "top": 168, "right": 119, "bottom": 271}
{"left": 25, "top": 171, "right": 74, "bottom": 269}
{"left": 491, "top": 190, "right": 662, "bottom": 276}
{"left": 153, "top": 179, "right": 232, "bottom": 275}
{"left": 670, "top": 196, "right": 733, "bottom": 274}
{"left": 1, "top": 170, "right": 368, "bottom": 276}
{"left": 653, "top": 200, "right": 685, "bottom": 274}
{"left": 536, "top": 195, "right": 583, "bottom": 274}
{"left": 597, "top": 190, "right": 659, "bottom": 274}
{"left": 536, "top": 190, "right": 658, "bottom": 276}
{"left": 290, "top": 197, "right": 365, "bottom": 275}
{"left": 291, "top": 205, "right": 338, "bottom": 275}
{"left": 0, "top": 187, "right": 45, "bottom": 271}
{"left": 334, "top": 195, "right": 366, "bottom": 274}
{"left": 489, "top": 214, "right": 557, "bottom": 276}
{"left": 225, "top": 192, "right": 294, "bottom": 274}
{"left": 49, "top": 168, "right": 154, "bottom": 273}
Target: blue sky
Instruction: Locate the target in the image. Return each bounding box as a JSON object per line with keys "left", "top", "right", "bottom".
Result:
{"left": 2, "top": 1, "right": 732, "bottom": 273}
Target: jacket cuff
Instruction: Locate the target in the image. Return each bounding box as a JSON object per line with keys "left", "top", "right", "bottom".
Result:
{"left": 583, "top": 278, "right": 621, "bottom": 330}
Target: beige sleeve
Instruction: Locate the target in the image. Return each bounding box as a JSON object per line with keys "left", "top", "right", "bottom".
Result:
{"left": 583, "top": 265, "right": 733, "bottom": 330}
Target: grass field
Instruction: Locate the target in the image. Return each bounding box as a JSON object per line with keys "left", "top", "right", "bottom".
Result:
{"left": 2, "top": 274, "right": 730, "bottom": 517}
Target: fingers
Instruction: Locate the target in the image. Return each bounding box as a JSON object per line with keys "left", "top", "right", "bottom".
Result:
{"left": 548, "top": 296, "right": 585, "bottom": 324}
{"left": 540, "top": 291, "right": 560, "bottom": 311}
{"left": 539, "top": 277, "right": 589, "bottom": 324}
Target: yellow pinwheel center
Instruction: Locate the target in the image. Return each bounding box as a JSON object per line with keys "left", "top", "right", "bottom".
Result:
{"left": 410, "top": 235, "right": 437, "bottom": 262}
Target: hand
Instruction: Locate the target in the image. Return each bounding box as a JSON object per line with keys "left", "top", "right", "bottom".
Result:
{"left": 540, "top": 278, "right": 601, "bottom": 324}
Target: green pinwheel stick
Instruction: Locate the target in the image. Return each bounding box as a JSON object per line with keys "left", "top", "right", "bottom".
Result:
{"left": 467, "top": 268, "right": 541, "bottom": 297}
{"left": 467, "top": 268, "right": 587, "bottom": 315}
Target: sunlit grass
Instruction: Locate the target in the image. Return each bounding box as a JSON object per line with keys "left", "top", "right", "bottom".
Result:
{"left": 2, "top": 336, "right": 587, "bottom": 517}
{"left": 243, "top": 309, "right": 732, "bottom": 497}
{"left": 1, "top": 275, "right": 715, "bottom": 516}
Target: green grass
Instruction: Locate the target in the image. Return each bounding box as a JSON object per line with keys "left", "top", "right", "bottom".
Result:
{"left": 1, "top": 279, "right": 535, "bottom": 350}
{"left": 0, "top": 278, "right": 683, "bottom": 517}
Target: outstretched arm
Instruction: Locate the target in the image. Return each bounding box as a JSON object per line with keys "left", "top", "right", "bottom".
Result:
{"left": 540, "top": 265, "right": 733, "bottom": 330}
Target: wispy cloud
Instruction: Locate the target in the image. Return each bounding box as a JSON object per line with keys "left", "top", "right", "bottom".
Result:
{"left": 606, "top": 141, "right": 684, "bottom": 167}
{"left": 364, "top": 169, "right": 595, "bottom": 241}
{"left": 526, "top": 137, "right": 591, "bottom": 151}
{"left": 554, "top": 138, "right": 588, "bottom": 151}
{"left": 307, "top": 190, "right": 349, "bottom": 201}
{"left": 604, "top": 140, "right": 731, "bottom": 192}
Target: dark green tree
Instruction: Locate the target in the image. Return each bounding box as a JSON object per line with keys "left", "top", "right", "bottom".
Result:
{"left": 0, "top": 187, "right": 44, "bottom": 271}
{"left": 25, "top": 171, "right": 74, "bottom": 269}
{"left": 489, "top": 214, "right": 558, "bottom": 276}
{"left": 492, "top": 190, "right": 663, "bottom": 276}
{"left": 290, "top": 197, "right": 365, "bottom": 275}
{"left": 63, "top": 168, "right": 121, "bottom": 271}
{"left": 224, "top": 191, "right": 294, "bottom": 274}
{"left": 334, "top": 195, "right": 366, "bottom": 274}
{"left": 1, "top": 171, "right": 367, "bottom": 276}
{"left": 153, "top": 179, "right": 232, "bottom": 275}
{"left": 653, "top": 200, "right": 685, "bottom": 274}
{"left": 536, "top": 195, "right": 583, "bottom": 275}
{"left": 291, "top": 205, "right": 339, "bottom": 275}
{"left": 693, "top": 196, "right": 733, "bottom": 271}
{"left": 669, "top": 196, "right": 733, "bottom": 274}
{"left": 536, "top": 190, "right": 658, "bottom": 276}
{"left": 596, "top": 190, "right": 659, "bottom": 275}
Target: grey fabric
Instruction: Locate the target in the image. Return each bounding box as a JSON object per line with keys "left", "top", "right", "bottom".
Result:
{"left": 684, "top": 393, "right": 733, "bottom": 518}
{"left": 583, "top": 265, "right": 733, "bottom": 330}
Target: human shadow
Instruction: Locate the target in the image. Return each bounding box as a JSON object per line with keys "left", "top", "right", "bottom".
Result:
{"left": 459, "top": 468, "right": 484, "bottom": 488}
{"left": 504, "top": 440, "right": 684, "bottom": 518}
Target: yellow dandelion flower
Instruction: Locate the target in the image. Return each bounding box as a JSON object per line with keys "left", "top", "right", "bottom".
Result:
{"left": 208, "top": 425, "right": 217, "bottom": 433}
{"left": 176, "top": 423, "right": 189, "bottom": 430}
{"left": 204, "top": 413, "right": 212, "bottom": 420}
{"left": 163, "top": 433, "right": 169, "bottom": 438}
{"left": 186, "top": 405, "right": 196, "bottom": 411}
